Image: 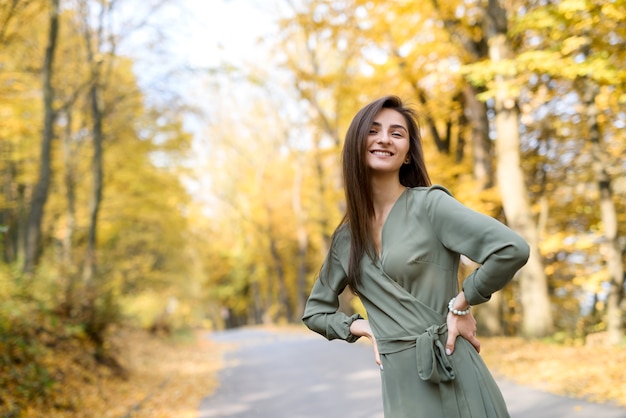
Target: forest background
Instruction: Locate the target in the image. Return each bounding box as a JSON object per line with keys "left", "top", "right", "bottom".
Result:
{"left": 1, "top": 0, "right": 625, "bottom": 416}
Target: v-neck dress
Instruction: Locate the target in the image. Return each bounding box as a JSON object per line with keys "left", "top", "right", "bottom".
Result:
{"left": 302, "top": 186, "right": 530, "bottom": 418}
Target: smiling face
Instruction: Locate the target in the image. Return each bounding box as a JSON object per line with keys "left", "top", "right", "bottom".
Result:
{"left": 365, "top": 108, "right": 410, "bottom": 175}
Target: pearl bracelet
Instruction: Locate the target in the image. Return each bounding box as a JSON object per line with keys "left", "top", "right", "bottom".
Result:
{"left": 448, "top": 297, "right": 472, "bottom": 316}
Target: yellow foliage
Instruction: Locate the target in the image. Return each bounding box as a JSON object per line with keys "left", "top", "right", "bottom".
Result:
{"left": 538, "top": 233, "right": 566, "bottom": 255}
{"left": 573, "top": 270, "right": 610, "bottom": 292}
{"left": 561, "top": 36, "right": 590, "bottom": 55}
{"left": 557, "top": 0, "right": 590, "bottom": 15}
{"left": 601, "top": 2, "right": 626, "bottom": 20}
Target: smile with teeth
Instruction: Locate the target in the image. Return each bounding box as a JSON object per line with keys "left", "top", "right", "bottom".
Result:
{"left": 371, "top": 150, "right": 393, "bottom": 156}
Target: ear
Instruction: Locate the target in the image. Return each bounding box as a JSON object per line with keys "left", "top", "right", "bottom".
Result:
{"left": 404, "top": 155, "right": 411, "bottom": 164}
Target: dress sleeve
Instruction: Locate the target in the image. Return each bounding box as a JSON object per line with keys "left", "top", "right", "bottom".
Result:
{"left": 301, "top": 243, "right": 363, "bottom": 343}
{"left": 424, "top": 185, "right": 530, "bottom": 306}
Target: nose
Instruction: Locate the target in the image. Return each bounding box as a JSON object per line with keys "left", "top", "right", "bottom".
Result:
{"left": 377, "top": 132, "right": 391, "bottom": 144}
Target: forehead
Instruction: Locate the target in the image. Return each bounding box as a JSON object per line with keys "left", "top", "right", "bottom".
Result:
{"left": 373, "top": 108, "right": 407, "bottom": 127}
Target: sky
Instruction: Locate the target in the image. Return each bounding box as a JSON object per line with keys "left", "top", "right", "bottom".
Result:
{"left": 116, "top": 0, "right": 283, "bottom": 149}
{"left": 167, "top": 0, "right": 283, "bottom": 147}
{"left": 174, "top": 0, "right": 281, "bottom": 107}
{"left": 116, "top": 0, "right": 280, "bottom": 110}
{"left": 145, "top": 0, "right": 284, "bottom": 209}
{"left": 175, "top": 0, "right": 278, "bottom": 70}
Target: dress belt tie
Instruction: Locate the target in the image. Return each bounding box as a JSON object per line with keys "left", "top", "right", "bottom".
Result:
{"left": 376, "top": 323, "right": 456, "bottom": 384}
{"left": 415, "top": 324, "right": 456, "bottom": 383}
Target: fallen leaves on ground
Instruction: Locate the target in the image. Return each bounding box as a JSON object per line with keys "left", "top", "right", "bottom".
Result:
{"left": 480, "top": 337, "right": 626, "bottom": 407}
{"left": 108, "top": 328, "right": 226, "bottom": 418}
{"left": 9, "top": 328, "right": 225, "bottom": 418}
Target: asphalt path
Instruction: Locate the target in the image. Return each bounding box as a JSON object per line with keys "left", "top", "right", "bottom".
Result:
{"left": 198, "top": 328, "right": 626, "bottom": 418}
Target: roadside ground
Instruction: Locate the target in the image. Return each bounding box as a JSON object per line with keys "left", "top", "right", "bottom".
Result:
{"left": 19, "top": 325, "right": 622, "bottom": 417}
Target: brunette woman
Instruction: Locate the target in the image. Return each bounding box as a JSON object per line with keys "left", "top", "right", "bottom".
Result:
{"left": 302, "top": 95, "right": 529, "bottom": 418}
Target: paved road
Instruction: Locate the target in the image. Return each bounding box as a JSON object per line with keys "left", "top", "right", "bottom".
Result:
{"left": 198, "top": 328, "right": 626, "bottom": 418}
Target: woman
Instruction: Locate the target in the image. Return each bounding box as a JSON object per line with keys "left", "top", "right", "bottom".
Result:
{"left": 302, "top": 95, "right": 530, "bottom": 417}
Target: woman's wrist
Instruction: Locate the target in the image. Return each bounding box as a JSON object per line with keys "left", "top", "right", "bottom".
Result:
{"left": 350, "top": 318, "right": 374, "bottom": 338}
{"left": 448, "top": 294, "right": 472, "bottom": 316}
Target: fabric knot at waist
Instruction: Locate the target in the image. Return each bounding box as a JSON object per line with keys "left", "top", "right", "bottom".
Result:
{"left": 376, "top": 323, "right": 456, "bottom": 384}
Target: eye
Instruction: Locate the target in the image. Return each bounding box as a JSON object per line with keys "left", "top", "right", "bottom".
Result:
{"left": 392, "top": 131, "right": 404, "bottom": 137}
{"left": 369, "top": 129, "right": 378, "bottom": 135}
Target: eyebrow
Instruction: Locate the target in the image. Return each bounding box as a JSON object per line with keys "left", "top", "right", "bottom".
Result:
{"left": 371, "top": 121, "right": 408, "bottom": 132}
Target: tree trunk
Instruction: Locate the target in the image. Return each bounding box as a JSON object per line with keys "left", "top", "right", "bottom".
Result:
{"left": 268, "top": 232, "right": 291, "bottom": 323}
{"left": 61, "top": 107, "right": 79, "bottom": 316}
{"left": 80, "top": 0, "right": 105, "bottom": 287}
{"left": 292, "top": 156, "right": 309, "bottom": 321}
{"left": 23, "top": 0, "right": 59, "bottom": 274}
{"left": 61, "top": 109, "right": 76, "bottom": 267}
{"left": 82, "top": 80, "right": 103, "bottom": 285}
{"left": 261, "top": 198, "right": 291, "bottom": 323}
{"left": 462, "top": 84, "right": 493, "bottom": 191}
{"left": 0, "top": 141, "right": 21, "bottom": 263}
{"left": 487, "top": 0, "right": 553, "bottom": 337}
{"left": 460, "top": 84, "right": 505, "bottom": 336}
{"left": 581, "top": 80, "right": 624, "bottom": 346}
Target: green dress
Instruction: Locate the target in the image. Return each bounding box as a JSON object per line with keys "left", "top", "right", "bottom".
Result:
{"left": 302, "top": 186, "right": 530, "bottom": 418}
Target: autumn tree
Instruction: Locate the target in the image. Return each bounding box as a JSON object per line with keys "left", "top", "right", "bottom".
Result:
{"left": 269, "top": 0, "right": 626, "bottom": 341}
{"left": 276, "top": 0, "right": 550, "bottom": 336}
{"left": 1, "top": 0, "right": 200, "bottom": 411}
{"left": 2, "top": 1, "right": 195, "bottom": 317}
{"left": 483, "top": 0, "right": 554, "bottom": 338}
{"left": 511, "top": 0, "right": 626, "bottom": 344}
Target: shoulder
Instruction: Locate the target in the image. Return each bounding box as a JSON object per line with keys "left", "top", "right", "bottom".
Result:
{"left": 328, "top": 223, "right": 351, "bottom": 271}
{"left": 406, "top": 185, "right": 464, "bottom": 220}
{"left": 329, "top": 223, "right": 351, "bottom": 252}
{"left": 334, "top": 223, "right": 350, "bottom": 240}
{"left": 406, "top": 184, "right": 454, "bottom": 202}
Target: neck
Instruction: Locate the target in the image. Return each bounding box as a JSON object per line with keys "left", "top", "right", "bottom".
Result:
{"left": 370, "top": 175, "right": 405, "bottom": 212}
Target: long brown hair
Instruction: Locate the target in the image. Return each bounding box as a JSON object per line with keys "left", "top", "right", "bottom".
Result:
{"left": 332, "top": 95, "right": 431, "bottom": 293}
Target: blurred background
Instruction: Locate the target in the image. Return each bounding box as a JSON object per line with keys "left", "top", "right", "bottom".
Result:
{"left": 0, "top": 0, "right": 624, "bottom": 416}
